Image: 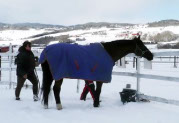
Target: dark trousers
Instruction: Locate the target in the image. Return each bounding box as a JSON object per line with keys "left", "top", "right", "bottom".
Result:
{"left": 15, "top": 72, "right": 38, "bottom": 98}
{"left": 80, "top": 80, "right": 95, "bottom": 101}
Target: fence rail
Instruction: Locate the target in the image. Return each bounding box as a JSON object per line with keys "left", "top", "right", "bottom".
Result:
{"left": 112, "top": 72, "right": 179, "bottom": 82}
{"left": 138, "top": 94, "right": 179, "bottom": 106}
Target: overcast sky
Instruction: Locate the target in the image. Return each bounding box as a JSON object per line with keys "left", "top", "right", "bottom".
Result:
{"left": 0, "top": 0, "right": 179, "bottom": 26}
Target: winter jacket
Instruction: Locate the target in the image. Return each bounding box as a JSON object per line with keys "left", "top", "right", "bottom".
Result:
{"left": 16, "top": 46, "right": 36, "bottom": 77}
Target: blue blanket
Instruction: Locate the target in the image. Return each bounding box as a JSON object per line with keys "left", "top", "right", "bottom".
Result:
{"left": 39, "top": 43, "right": 114, "bottom": 83}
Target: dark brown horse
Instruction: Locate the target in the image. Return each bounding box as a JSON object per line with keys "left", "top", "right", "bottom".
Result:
{"left": 39, "top": 36, "right": 153, "bottom": 110}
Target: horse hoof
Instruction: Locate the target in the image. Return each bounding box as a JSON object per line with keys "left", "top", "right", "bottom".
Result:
{"left": 93, "top": 104, "right": 100, "bottom": 107}
{"left": 44, "top": 104, "right": 48, "bottom": 109}
{"left": 56, "top": 104, "right": 62, "bottom": 110}
{"left": 93, "top": 102, "right": 100, "bottom": 107}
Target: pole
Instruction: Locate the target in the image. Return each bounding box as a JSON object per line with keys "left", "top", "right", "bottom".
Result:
{"left": 9, "top": 43, "right": 12, "bottom": 89}
{"left": 133, "top": 57, "right": 135, "bottom": 68}
{"left": 0, "top": 48, "right": 1, "bottom": 81}
{"left": 136, "top": 57, "right": 141, "bottom": 101}
{"left": 77, "top": 79, "right": 80, "bottom": 93}
{"left": 120, "top": 59, "right": 122, "bottom": 66}
{"left": 174, "top": 56, "right": 177, "bottom": 68}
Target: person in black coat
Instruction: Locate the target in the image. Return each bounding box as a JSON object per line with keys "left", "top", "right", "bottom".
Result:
{"left": 15, "top": 41, "right": 39, "bottom": 101}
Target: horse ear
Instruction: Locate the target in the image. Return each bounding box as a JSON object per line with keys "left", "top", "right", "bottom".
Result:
{"left": 133, "top": 36, "right": 137, "bottom": 40}
{"left": 136, "top": 35, "right": 143, "bottom": 45}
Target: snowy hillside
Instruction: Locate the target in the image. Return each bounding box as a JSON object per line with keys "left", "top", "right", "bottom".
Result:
{"left": 0, "top": 29, "right": 52, "bottom": 45}
{"left": 1, "top": 25, "right": 179, "bottom": 46}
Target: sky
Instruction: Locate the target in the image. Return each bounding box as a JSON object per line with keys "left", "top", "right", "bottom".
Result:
{"left": 0, "top": 0, "right": 179, "bottom": 26}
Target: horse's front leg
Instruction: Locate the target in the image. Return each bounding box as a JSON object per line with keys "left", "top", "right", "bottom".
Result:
{"left": 53, "top": 79, "right": 63, "bottom": 110}
{"left": 94, "top": 81, "right": 103, "bottom": 107}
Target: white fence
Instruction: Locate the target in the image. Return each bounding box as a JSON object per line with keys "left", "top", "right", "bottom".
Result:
{"left": 114, "top": 51, "right": 179, "bottom": 106}
{"left": 0, "top": 44, "right": 41, "bottom": 88}
{"left": 1, "top": 44, "right": 179, "bottom": 106}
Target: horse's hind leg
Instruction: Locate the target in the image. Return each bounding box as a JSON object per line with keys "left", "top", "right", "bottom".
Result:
{"left": 41, "top": 61, "right": 53, "bottom": 109}
{"left": 53, "top": 79, "right": 63, "bottom": 110}
{"left": 94, "top": 81, "right": 103, "bottom": 107}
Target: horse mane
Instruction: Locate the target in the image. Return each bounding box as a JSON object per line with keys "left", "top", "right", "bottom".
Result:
{"left": 101, "top": 39, "right": 136, "bottom": 62}
{"left": 102, "top": 39, "right": 136, "bottom": 49}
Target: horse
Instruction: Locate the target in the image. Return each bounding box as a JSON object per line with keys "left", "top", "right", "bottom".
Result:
{"left": 39, "top": 36, "right": 153, "bottom": 110}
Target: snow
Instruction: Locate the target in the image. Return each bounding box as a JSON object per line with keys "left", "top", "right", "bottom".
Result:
{"left": 46, "top": 25, "right": 179, "bottom": 45}
{"left": 1, "top": 25, "right": 179, "bottom": 46}
{"left": 0, "top": 29, "right": 51, "bottom": 45}
{"left": 48, "top": 41, "right": 59, "bottom": 45}
{"left": 1, "top": 58, "right": 179, "bottom": 123}
{"left": 1, "top": 76, "right": 179, "bottom": 123}
{"left": 1, "top": 27, "right": 179, "bottom": 123}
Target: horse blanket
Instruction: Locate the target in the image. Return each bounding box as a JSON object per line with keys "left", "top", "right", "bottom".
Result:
{"left": 39, "top": 43, "right": 114, "bottom": 82}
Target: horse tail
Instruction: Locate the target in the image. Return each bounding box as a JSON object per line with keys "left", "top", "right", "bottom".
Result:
{"left": 41, "top": 61, "right": 53, "bottom": 105}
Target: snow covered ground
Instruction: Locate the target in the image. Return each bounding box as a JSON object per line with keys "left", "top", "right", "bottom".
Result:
{"left": 1, "top": 78, "right": 179, "bottom": 123}
{"left": 0, "top": 58, "right": 179, "bottom": 123}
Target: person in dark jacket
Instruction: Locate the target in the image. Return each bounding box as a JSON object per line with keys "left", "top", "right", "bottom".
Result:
{"left": 15, "top": 41, "right": 39, "bottom": 101}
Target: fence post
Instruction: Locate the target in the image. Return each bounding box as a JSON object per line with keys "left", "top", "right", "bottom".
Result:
{"left": 9, "top": 43, "right": 12, "bottom": 89}
{"left": 77, "top": 79, "right": 80, "bottom": 93}
{"left": 174, "top": 56, "right": 177, "bottom": 68}
{"left": 117, "top": 57, "right": 126, "bottom": 68}
{"left": 0, "top": 48, "right": 1, "bottom": 81}
{"left": 136, "top": 57, "right": 141, "bottom": 101}
{"left": 133, "top": 57, "right": 136, "bottom": 68}
{"left": 144, "top": 58, "right": 152, "bottom": 69}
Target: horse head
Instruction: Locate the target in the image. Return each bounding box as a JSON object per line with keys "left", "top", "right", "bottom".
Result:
{"left": 134, "top": 36, "right": 153, "bottom": 61}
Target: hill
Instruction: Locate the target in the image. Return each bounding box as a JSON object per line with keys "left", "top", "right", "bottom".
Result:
{"left": 0, "top": 23, "right": 65, "bottom": 30}
{"left": 0, "top": 22, "right": 135, "bottom": 30}
{"left": 69, "top": 22, "right": 134, "bottom": 29}
{"left": 148, "top": 19, "right": 179, "bottom": 27}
